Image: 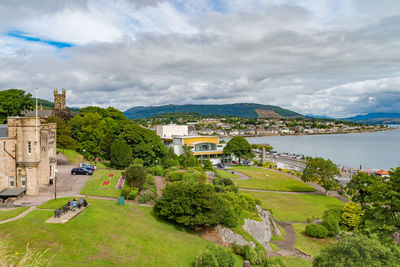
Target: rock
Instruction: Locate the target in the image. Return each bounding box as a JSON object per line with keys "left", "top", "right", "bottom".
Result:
{"left": 242, "top": 206, "right": 281, "bottom": 250}
{"left": 243, "top": 260, "right": 251, "bottom": 267}
{"left": 215, "top": 225, "right": 255, "bottom": 247}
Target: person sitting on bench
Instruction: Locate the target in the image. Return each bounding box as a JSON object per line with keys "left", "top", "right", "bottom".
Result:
{"left": 72, "top": 198, "right": 77, "bottom": 211}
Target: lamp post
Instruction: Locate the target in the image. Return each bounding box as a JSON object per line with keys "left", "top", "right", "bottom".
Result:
{"left": 54, "top": 169, "right": 58, "bottom": 199}
{"left": 266, "top": 174, "right": 269, "bottom": 191}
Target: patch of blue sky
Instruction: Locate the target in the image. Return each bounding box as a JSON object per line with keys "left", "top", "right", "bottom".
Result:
{"left": 174, "top": 0, "right": 228, "bottom": 15}
{"left": 7, "top": 31, "right": 74, "bottom": 48}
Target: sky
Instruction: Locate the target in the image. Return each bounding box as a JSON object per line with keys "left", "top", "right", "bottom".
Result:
{"left": 0, "top": 0, "right": 400, "bottom": 117}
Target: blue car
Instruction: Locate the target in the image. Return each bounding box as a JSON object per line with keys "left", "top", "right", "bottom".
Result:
{"left": 71, "top": 167, "right": 93, "bottom": 175}
{"left": 80, "top": 163, "right": 96, "bottom": 171}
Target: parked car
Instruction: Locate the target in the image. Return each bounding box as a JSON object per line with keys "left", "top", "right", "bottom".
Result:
{"left": 216, "top": 163, "right": 225, "bottom": 168}
{"left": 71, "top": 167, "right": 93, "bottom": 175}
{"left": 80, "top": 163, "right": 96, "bottom": 171}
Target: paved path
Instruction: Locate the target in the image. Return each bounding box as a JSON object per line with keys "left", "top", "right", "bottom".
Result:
{"left": 224, "top": 170, "right": 251, "bottom": 180}
{"left": 240, "top": 188, "right": 321, "bottom": 195}
{"left": 154, "top": 176, "right": 165, "bottom": 197}
{"left": 0, "top": 206, "right": 36, "bottom": 225}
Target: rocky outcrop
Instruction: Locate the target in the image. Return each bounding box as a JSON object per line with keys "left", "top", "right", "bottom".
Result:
{"left": 215, "top": 225, "right": 255, "bottom": 248}
{"left": 242, "top": 206, "right": 281, "bottom": 250}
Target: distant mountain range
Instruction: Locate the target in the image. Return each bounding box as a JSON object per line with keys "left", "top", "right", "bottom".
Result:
{"left": 124, "top": 103, "right": 302, "bottom": 119}
{"left": 341, "top": 113, "right": 400, "bottom": 124}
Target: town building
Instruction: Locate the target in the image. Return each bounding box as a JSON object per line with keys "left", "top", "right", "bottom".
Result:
{"left": 0, "top": 116, "right": 57, "bottom": 198}
{"left": 156, "top": 124, "right": 226, "bottom": 164}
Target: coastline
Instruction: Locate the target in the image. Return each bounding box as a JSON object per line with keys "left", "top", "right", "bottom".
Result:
{"left": 220, "top": 127, "right": 396, "bottom": 139}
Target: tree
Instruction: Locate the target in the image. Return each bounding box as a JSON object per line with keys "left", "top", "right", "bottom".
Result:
{"left": 301, "top": 157, "right": 340, "bottom": 195}
{"left": 346, "top": 172, "right": 378, "bottom": 204}
{"left": 0, "top": 89, "right": 34, "bottom": 123}
{"left": 341, "top": 201, "right": 364, "bottom": 230}
{"left": 223, "top": 136, "right": 254, "bottom": 164}
{"left": 110, "top": 139, "right": 132, "bottom": 169}
{"left": 124, "top": 165, "right": 147, "bottom": 189}
{"left": 46, "top": 115, "right": 77, "bottom": 149}
{"left": 154, "top": 181, "right": 220, "bottom": 227}
{"left": 313, "top": 233, "right": 400, "bottom": 267}
{"left": 203, "top": 160, "right": 214, "bottom": 171}
{"left": 178, "top": 145, "right": 198, "bottom": 168}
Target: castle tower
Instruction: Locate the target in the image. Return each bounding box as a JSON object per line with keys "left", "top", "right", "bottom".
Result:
{"left": 54, "top": 88, "right": 66, "bottom": 110}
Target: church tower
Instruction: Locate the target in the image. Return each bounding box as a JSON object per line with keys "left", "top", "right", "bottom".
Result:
{"left": 54, "top": 88, "right": 66, "bottom": 110}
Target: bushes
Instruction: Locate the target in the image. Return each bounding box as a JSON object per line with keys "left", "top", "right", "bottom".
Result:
{"left": 138, "top": 190, "right": 155, "bottom": 204}
{"left": 147, "top": 165, "right": 164, "bottom": 176}
{"left": 231, "top": 244, "right": 286, "bottom": 266}
{"left": 341, "top": 201, "right": 364, "bottom": 230}
{"left": 164, "top": 158, "right": 180, "bottom": 168}
{"left": 305, "top": 224, "right": 328, "bottom": 238}
{"left": 121, "top": 185, "right": 139, "bottom": 200}
{"left": 168, "top": 170, "right": 205, "bottom": 183}
{"left": 203, "top": 160, "right": 214, "bottom": 171}
{"left": 125, "top": 165, "right": 147, "bottom": 189}
{"left": 195, "top": 245, "right": 235, "bottom": 267}
{"left": 322, "top": 214, "right": 339, "bottom": 236}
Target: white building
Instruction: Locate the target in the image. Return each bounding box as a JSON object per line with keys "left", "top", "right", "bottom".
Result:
{"left": 156, "top": 124, "right": 188, "bottom": 139}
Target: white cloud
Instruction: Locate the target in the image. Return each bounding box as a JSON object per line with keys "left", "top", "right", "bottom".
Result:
{"left": 0, "top": 0, "right": 400, "bottom": 117}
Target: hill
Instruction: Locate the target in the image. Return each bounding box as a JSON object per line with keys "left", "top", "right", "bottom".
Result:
{"left": 124, "top": 103, "right": 302, "bottom": 119}
{"left": 342, "top": 112, "right": 400, "bottom": 124}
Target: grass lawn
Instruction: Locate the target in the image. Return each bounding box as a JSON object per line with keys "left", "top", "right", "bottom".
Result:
{"left": 215, "top": 169, "right": 240, "bottom": 179}
{"left": 0, "top": 198, "right": 243, "bottom": 267}
{"left": 232, "top": 166, "right": 315, "bottom": 192}
{"left": 293, "top": 223, "right": 335, "bottom": 257}
{"left": 57, "top": 148, "right": 85, "bottom": 163}
{"left": 279, "top": 256, "right": 312, "bottom": 267}
{"left": 80, "top": 169, "right": 124, "bottom": 198}
{"left": 243, "top": 191, "right": 344, "bottom": 222}
{"left": 0, "top": 207, "right": 29, "bottom": 221}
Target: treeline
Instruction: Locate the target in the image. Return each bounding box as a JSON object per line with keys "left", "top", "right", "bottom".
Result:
{"left": 50, "top": 106, "right": 168, "bottom": 166}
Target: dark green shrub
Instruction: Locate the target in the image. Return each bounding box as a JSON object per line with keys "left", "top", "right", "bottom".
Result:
{"left": 322, "top": 214, "right": 339, "bottom": 236}
{"left": 257, "top": 162, "right": 263, "bottom": 167}
{"left": 203, "top": 160, "right": 214, "bottom": 171}
{"left": 231, "top": 244, "right": 265, "bottom": 265}
{"left": 138, "top": 190, "right": 155, "bottom": 204}
{"left": 305, "top": 224, "right": 328, "bottom": 238}
{"left": 164, "top": 158, "right": 180, "bottom": 168}
{"left": 168, "top": 171, "right": 185, "bottom": 181}
{"left": 127, "top": 188, "right": 139, "bottom": 200}
{"left": 148, "top": 165, "right": 164, "bottom": 176}
{"left": 124, "top": 165, "right": 147, "bottom": 190}
{"left": 121, "top": 184, "right": 131, "bottom": 198}
{"left": 110, "top": 138, "right": 132, "bottom": 169}
{"left": 195, "top": 248, "right": 218, "bottom": 267}
{"left": 262, "top": 257, "right": 287, "bottom": 267}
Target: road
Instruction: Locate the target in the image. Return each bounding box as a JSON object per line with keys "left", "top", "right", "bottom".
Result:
{"left": 14, "top": 153, "right": 90, "bottom": 206}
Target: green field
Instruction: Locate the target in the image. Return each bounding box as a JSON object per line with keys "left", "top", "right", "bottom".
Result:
{"left": 243, "top": 191, "right": 344, "bottom": 222}
{"left": 80, "top": 169, "right": 124, "bottom": 198}
{"left": 215, "top": 169, "right": 240, "bottom": 179}
{"left": 57, "top": 148, "right": 85, "bottom": 163}
{"left": 0, "top": 207, "right": 29, "bottom": 221}
{"left": 293, "top": 223, "right": 335, "bottom": 257}
{"left": 280, "top": 256, "right": 312, "bottom": 267}
{"left": 232, "top": 166, "right": 315, "bottom": 192}
{"left": 0, "top": 198, "right": 244, "bottom": 266}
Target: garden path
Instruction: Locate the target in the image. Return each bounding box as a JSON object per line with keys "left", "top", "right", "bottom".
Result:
{"left": 0, "top": 207, "right": 36, "bottom": 225}
{"left": 154, "top": 176, "right": 165, "bottom": 197}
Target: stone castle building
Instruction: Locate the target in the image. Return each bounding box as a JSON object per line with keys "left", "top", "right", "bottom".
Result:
{"left": 0, "top": 89, "right": 62, "bottom": 198}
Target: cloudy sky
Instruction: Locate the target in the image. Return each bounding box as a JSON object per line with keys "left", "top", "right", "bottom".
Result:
{"left": 1, "top": 0, "right": 400, "bottom": 117}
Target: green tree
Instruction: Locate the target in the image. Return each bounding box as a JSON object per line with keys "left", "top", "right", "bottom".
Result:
{"left": 121, "top": 123, "right": 168, "bottom": 166}
{"left": 341, "top": 201, "right": 364, "bottom": 230}
{"left": 154, "top": 181, "right": 220, "bottom": 227}
{"left": 313, "top": 233, "right": 400, "bottom": 267}
{"left": 203, "top": 160, "right": 214, "bottom": 171}
{"left": 99, "top": 131, "right": 116, "bottom": 160}
{"left": 178, "top": 145, "right": 198, "bottom": 168}
{"left": 346, "top": 172, "right": 378, "bottom": 204}
{"left": 110, "top": 139, "right": 132, "bottom": 169}
{"left": 68, "top": 112, "right": 106, "bottom": 159}
{"left": 124, "top": 165, "right": 147, "bottom": 189}
{"left": 0, "top": 89, "right": 34, "bottom": 123}
{"left": 46, "top": 115, "right": 77, "bottom": 149}
{"left": 223, "top": 136, "right": 254, "bottom": 164}
{"left": 301, "top": 157, "right": 340, "bottom": 195}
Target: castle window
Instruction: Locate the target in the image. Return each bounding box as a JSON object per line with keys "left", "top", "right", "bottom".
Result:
{"left": 50, "top": 165, "right": 53, "bottom": 178}
{"left": 27, "top": 141, "right": 32, "bottom": 154}
{"left": 21, "top": 176, "right": 26, "bottom": 187}
{"left": 9, "top": 176, "right": 14, "bottom": 187}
